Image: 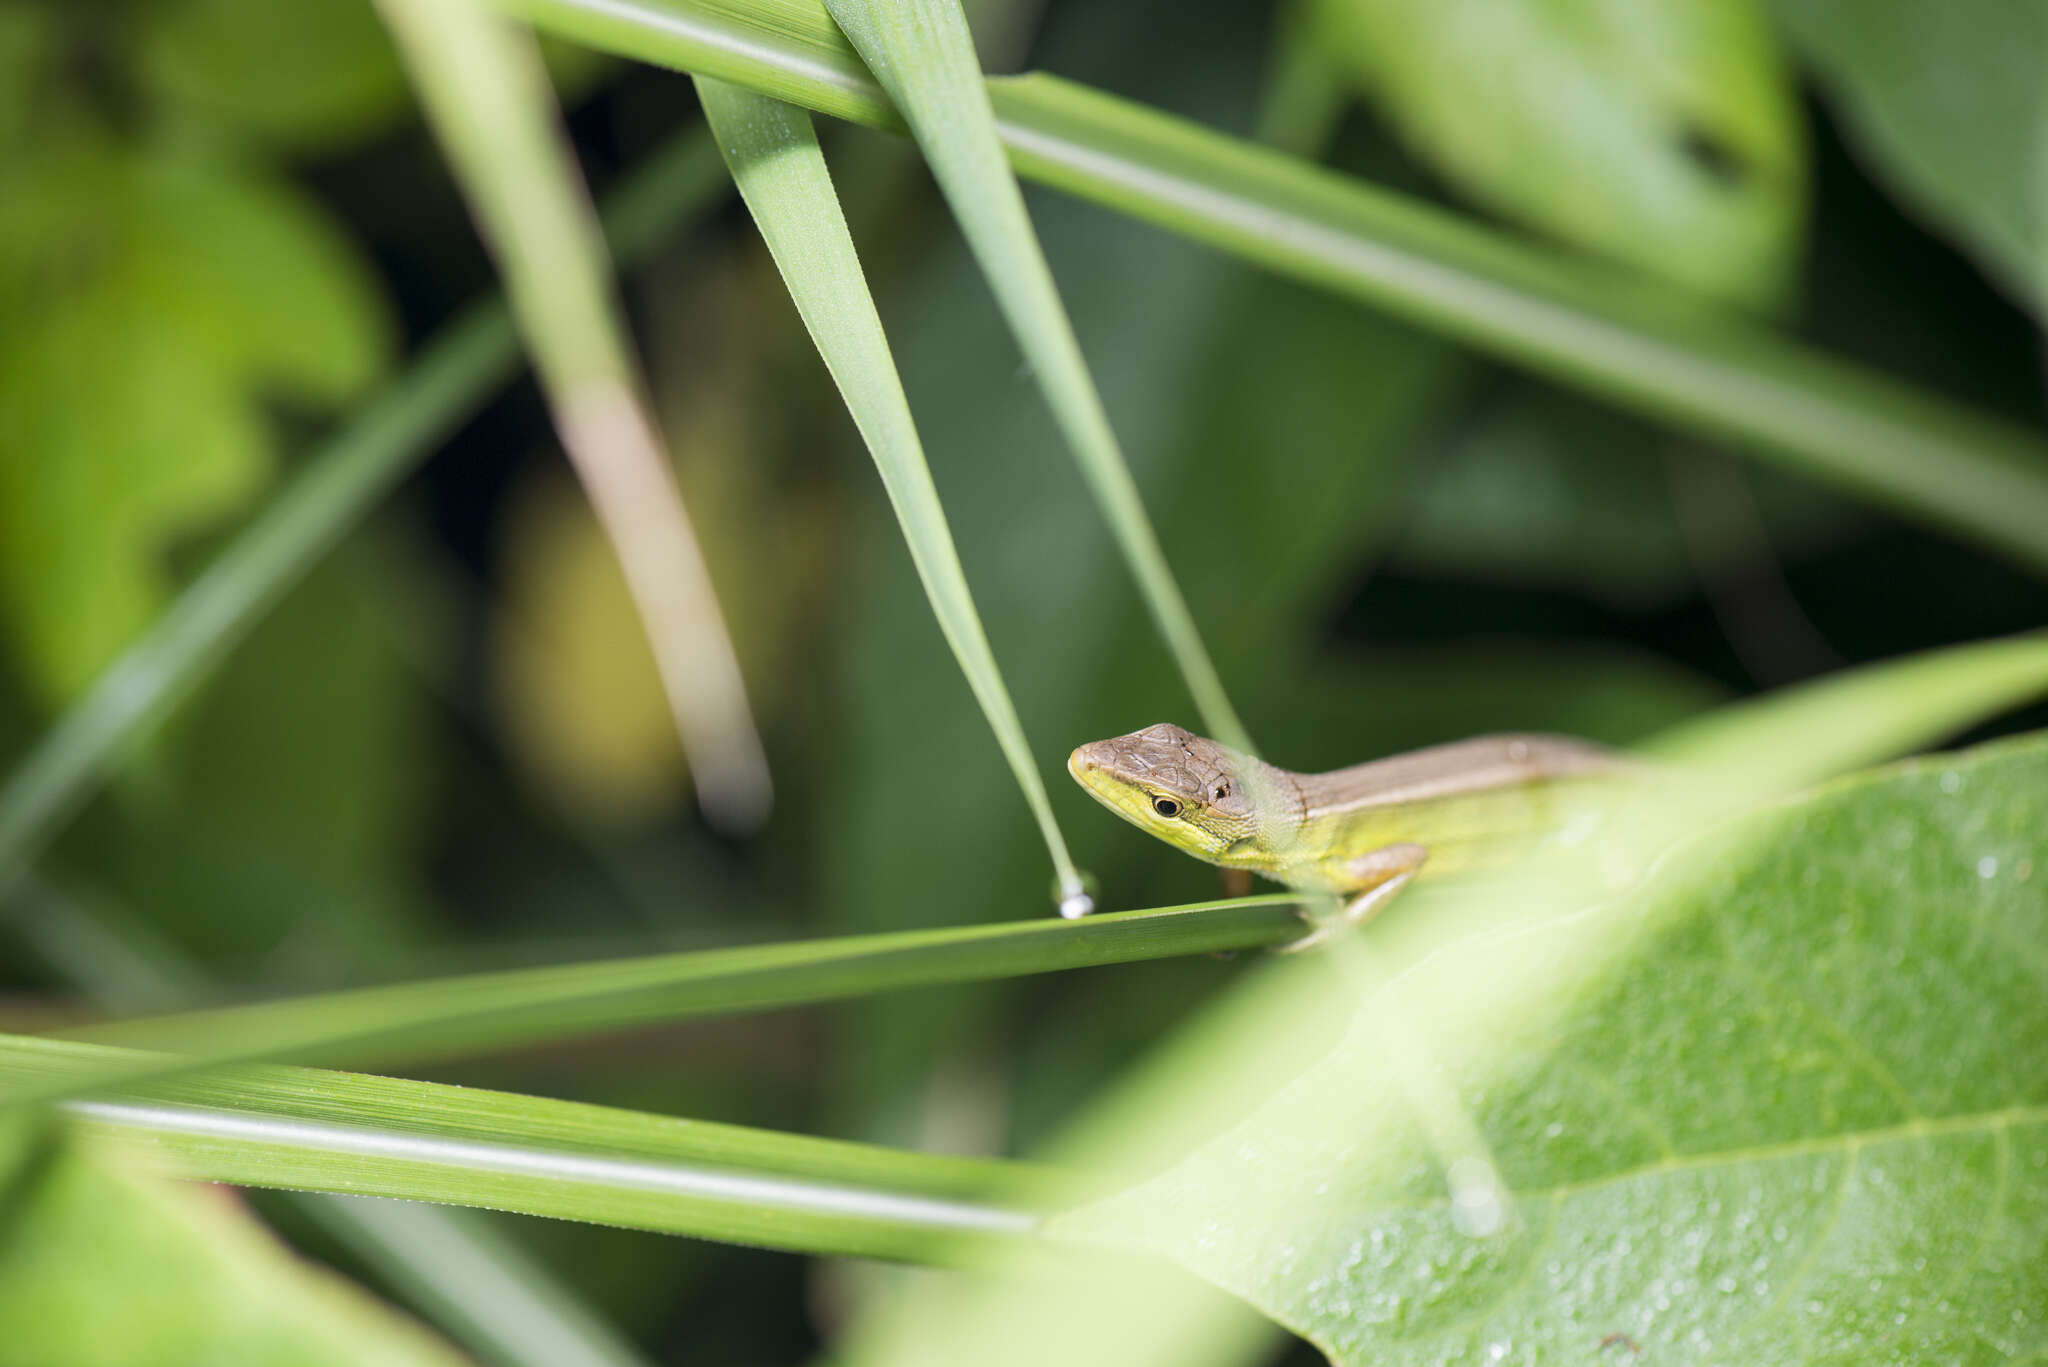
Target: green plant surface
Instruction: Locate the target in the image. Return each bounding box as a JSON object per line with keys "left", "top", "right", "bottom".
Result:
{"left": 821, "top": 0, "right": 1253, "bottom": 754}
{"left": 1773, "top": 0, "right": 2048, "bottom": 314}
{"left": 0, "top": 1038, "right": 1046, "bottom": 1262}
{"left": 694, "top": 77, "right": 1086, "bottom": 907}
{"left": 1310, "top": 0, "right": 1805, "bottom": 304}
{"left": 2, "top": 897, "right": 1304, "bottom": 1108}
{"left": 0, "top": 134, "right": 390, "bottom": 706}
{"left": 0, "top": 128, "right": 731, "bottom": 899}
{"left": 135, "top": 0, "right": 413, "bottom": 153}
{"left": 1056, "top": 731, "right": 2048, "bottom": 1366}
{"left": 375, "top": 0, "right": 770, "bottom": 830}
{"left": 496, "top": 0, "right": 2048, "bottom": 575}
{"left": 0, "top": 1118, "right": 468, "bottom": 1367}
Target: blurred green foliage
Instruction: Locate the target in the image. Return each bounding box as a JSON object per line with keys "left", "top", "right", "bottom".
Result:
{"left": 1, "top": 0, "right": 2045, "bottom": 1362}
{"left": 1307, "top": 0, "right": 1806, "bottom": 304}
{"left": 1774, "top": 0, "right": 2048, "bottom": 313}
{"left": 0, "top": 1117, "right": 466, "bottom": 1366}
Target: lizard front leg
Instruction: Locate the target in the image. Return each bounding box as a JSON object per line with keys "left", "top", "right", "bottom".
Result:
{"left": 1276, "top": 842, "right": 1428, "bottom": 953}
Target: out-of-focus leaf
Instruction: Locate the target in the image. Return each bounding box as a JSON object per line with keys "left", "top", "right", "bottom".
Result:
{"left": 136, "top": 0, "right": 412, "bottom": 153}
{"left": 84, "top": 543, "right": 435, "bottom": 977}
{"left": 1063, "top": 733, "right": 2048, "bottom": 1364}
{"left": 0, "top": 134, "right": 389, "bottom": 705}
{"left": 494, "top": 474, "right": 686, "bottom": 825}
{"left": 0, "top": 1118, "right": 467, "bottom": 1367}
{"left": 1773, "top": 0, "right": 2048, "bottom": 313}
{"left": 1394, "top": 386, "right": 1854, "bottom": 608}
{"left": 0, "top": 7, "right": 48, "bottom": 150}
{"left": 1310, "top": 0, "right": 1805, "bottom": 304}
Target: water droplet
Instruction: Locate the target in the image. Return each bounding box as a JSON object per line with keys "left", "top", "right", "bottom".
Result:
{"left": 1939, "top": 770, "right": 1961, "bottom": 794}
{"left": 1977, "top": 855, "right": 2000, "bottom": 880}
{"left": 1544, "top": 1122, "right": 1565, "bottom": 1139}
{"left": 1448, "top": 1157, "right": 1506, "bottom": 1237}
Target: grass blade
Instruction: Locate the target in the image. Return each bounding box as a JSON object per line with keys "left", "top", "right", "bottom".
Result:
{"left": 376, "top": 0, "right": 771, "bottom": 829}
{"left": 693, "top": 78, "right": 1089, "bottom": 912}
{"left": 4, "top": 898, "right": 1306, "bottom": 1108}
{"left": 3, "top": 875, "right": 657, "bottom": 1367}
{"left": 0, "top": 129, "right": 729, "bottom": 897}
{"left": 5, "top": 1036, "right": 1045, "bottom": 1262}
{"left": 499, "top": 0, "right": 2048, "bottom": 575}
{"left": 819, "top": 0, "right": 1254, "bottom": 753}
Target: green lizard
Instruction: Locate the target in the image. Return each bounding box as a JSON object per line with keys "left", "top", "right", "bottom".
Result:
{"left": 1068, "top": 723, "right": 1619, "bottom": 949}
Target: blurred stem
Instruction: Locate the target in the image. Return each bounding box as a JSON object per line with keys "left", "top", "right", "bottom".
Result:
{"left": 5, "top": 897, "right": 1305, "bottom": 1108}
{"left": 3, "top": 874, "right": 656, "bottom": 1367}
{"left": 500, "top": 0, "right": 2048, "bottom": 576}
{"left": 376, "top": 0, "right": 772, "bottom": 831}
{"left": 0, "top": 128, "right": 730, "bottom": 899}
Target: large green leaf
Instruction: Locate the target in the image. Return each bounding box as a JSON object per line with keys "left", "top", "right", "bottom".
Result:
{"left": 0, "top": 1118, "right": 468, "bottom": 1367}
{"left": 0, "top": 134, "right": 389, "bottom": 704}
{"left": 1773, "top": 0, "right": 2048, "bottom": 314}
{"left": 1311, "top": 0, "right": 1805, "bottom": 304}
{"left": 1062, "top": 734, "right": 2048, "bottom": 1364}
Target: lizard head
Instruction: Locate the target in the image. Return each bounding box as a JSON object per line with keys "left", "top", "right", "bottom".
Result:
{"left": 1067, "top": 723, "right": 1262, "bottom": 866}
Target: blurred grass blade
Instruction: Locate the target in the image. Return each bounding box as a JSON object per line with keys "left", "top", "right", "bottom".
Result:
{"left": 0, "top": 129, "right": 729, "bottom": 896}
{"left": 299, "top": 1197, "right": 655, "bottom": 1367}
{"left": 314, "top": 1199, "right": 657, "bottom": 1367}
{"left": 818, "top": 0, "right": 1253, "bottom": 753}
{"left": 3, "top": 1035, "right": 1046, "bottom": 1262}
{"left": 499, "top": 0, "right": 2048, "bottom": 575}
{"left": 1644, "top": 629, "right": 2048, "bottom": 779}
{"left": 2, "top": 875, "right": 656, "bottom": 1367}
{"left": 376, "top": 0, "right": 771, "bottom": 830}
{"left": 692, "top": 80, "right": 1090, "bottom": 912}
{"left": 3, "top": 898, "right": 1305, "bottom": 1108}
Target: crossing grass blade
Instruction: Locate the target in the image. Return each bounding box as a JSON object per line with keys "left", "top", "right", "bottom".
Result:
{"left": 693, "top": 78, "right": 1090, "bottom": 912}
{"left": 1, "top": 898, "right": 1307, "bottom": 1109}
{"left": 375, "top": 0, "right": 772, "bottom": 830}
{"left": 4, "top": 875, "right": 658, "bottom": 1367}
{"left": 818, "top": 0, "right": 1255, "bottom": 754}
{"left": 8, "top": 1035, "right": 1050, "bottom": 1262}
{"left": 498, "top": 0, "right": 2048, "bottom": 577}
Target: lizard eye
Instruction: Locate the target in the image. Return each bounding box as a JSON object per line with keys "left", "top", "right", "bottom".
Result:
{"left": 1151, "top": 795, "right": 1183, "bottom": 819}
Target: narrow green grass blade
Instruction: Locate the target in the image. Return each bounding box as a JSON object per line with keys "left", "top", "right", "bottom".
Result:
{"left": 498, "top": 0, "right": 2048, "bottom": 575}
{"left": 376, "top": 0, "right": 771, "bottom": 829}
{"left": 4, "top": 1036, "right": 1045, "bottom": 1262}
{"left": 693, "top": 79, "right": 1088, "bottom": 912}
{"left": 818, "top": 0, "right": 1253, "bottom": 753}
{"left": 0, "top": 129, "right": 728, "bottom": 898}
{"left": 3, "top": 898, "right": 1305, "bottom": 1108}
{"left": 4, "top": 875, "right": 656, "bottom": 1367}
